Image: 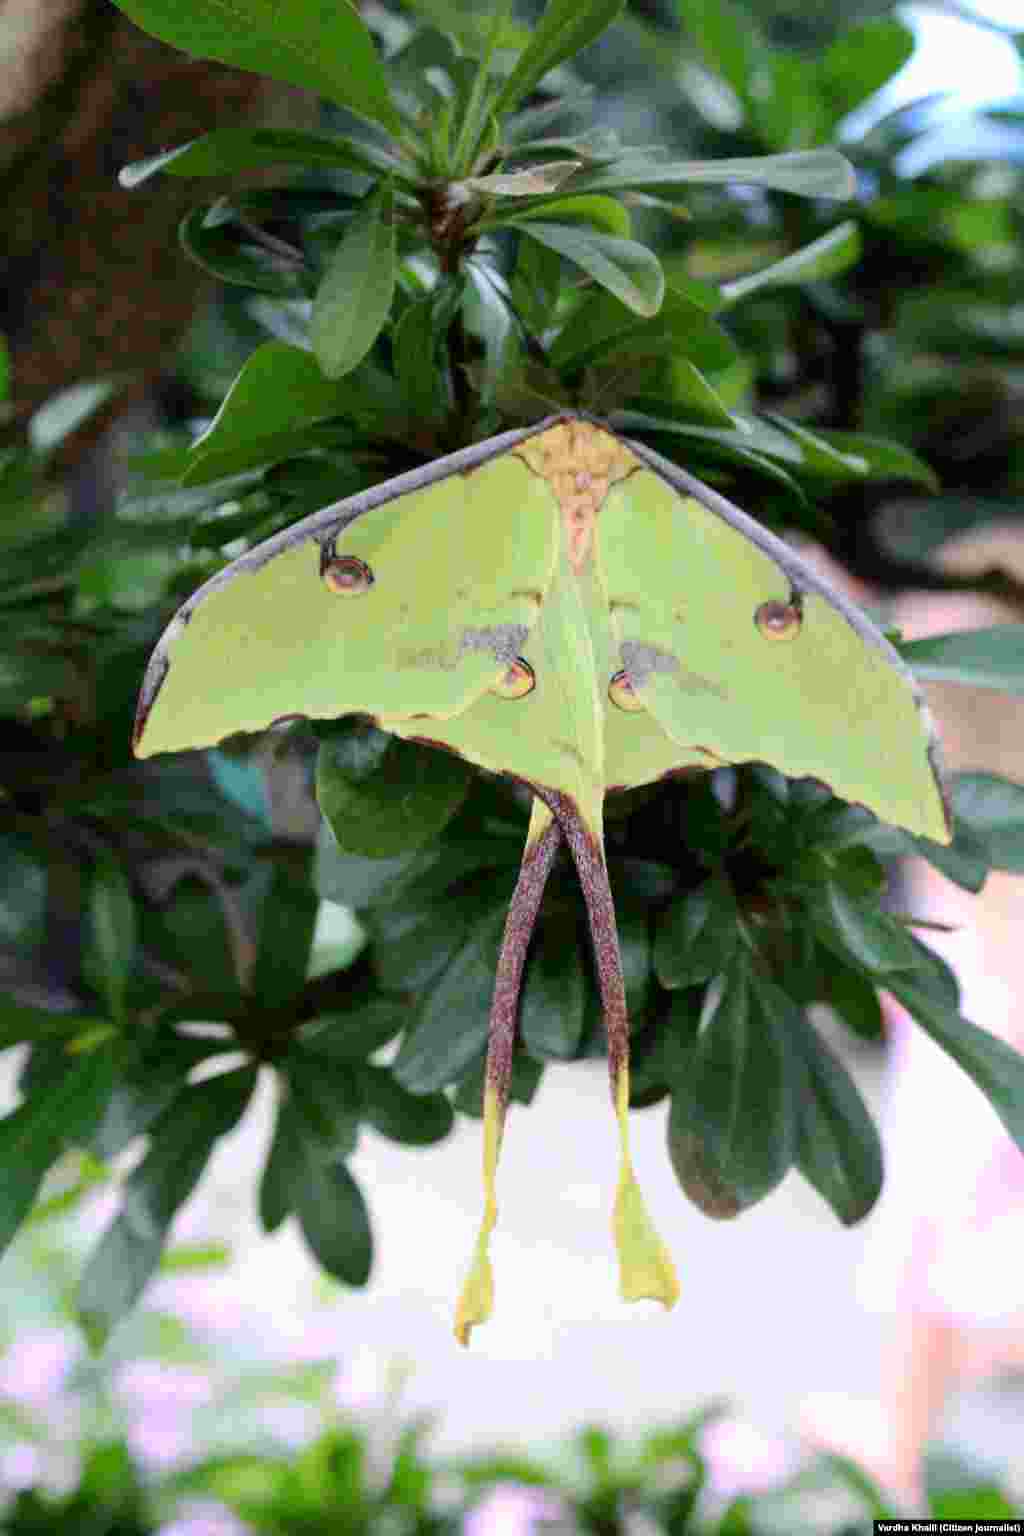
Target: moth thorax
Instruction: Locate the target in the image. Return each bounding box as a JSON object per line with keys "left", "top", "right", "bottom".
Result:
{"left": 515, "top": 422, "right": 639, "bottom": 573}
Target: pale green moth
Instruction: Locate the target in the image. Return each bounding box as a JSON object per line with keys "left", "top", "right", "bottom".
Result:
{"left": 134, "top": 413, "right": 951, "bottom": 1343}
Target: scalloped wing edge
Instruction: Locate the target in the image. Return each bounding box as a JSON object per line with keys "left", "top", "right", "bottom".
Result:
{"left": 617, "top": 429, "right": 952, "bottom": 841}
{"left": 133, "top": 422, "right": 553, "bottom": 753}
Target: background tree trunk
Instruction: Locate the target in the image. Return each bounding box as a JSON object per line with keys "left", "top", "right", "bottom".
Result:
{"left": 0, "top": 0, "right": 286, "bottom": 459}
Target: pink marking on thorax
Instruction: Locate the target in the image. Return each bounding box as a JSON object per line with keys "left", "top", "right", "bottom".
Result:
{"left": 513, "top": 421, "right": 639, "bottom": 572}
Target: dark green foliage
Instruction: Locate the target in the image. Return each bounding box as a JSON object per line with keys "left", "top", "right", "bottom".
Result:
{"left": 667, "top": 968, "right": 802, "bottom": 1218}
{"left": 1, "top": 0, "right": 1023, "bottom": 1335}
{"left": 77, "top": 1065, "right": 258, "bottom": 1348}
{"left": 317, "top": 724, "right": 473, "bottom": 859}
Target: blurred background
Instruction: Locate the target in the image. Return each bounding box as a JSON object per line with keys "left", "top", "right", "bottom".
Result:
{"left": 2, "top": 0, "right": 1024, "bottom": 1528}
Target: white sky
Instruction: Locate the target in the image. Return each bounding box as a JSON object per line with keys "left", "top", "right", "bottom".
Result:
{"left": 841, "top": 3, "right": 1023, "bottom": 168}
{"left": 896, "top": 3, "right": 1021, "bottom": 106}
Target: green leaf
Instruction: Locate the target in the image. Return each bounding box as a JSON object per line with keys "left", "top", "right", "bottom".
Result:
{"left": 550, "top": 285, "right": 736, "bottom": 375}
{"left": 259, "top": 1099, "right": 303, "bottom": 1233}
{"left": 107, "top": 0, "right": 402, "bottom": 133}
{"left": 677, "top": 771, "right": 733, "bottom": 862}
{"left": 77, "top": 1065, "right": 256, "bottom": 1346}
{"left": 814, "top": 883, "right": 924, "bottom": 975}
{"left": 464, "top": 261, "right": 516, "bottom": 403}
{"left": 121, "top": 127, "right": 409, "bottom": 188}
{"left": 520, "top": 909, "right": 585, "bottom": 1059}
{"left": 906, "top": 934, "right": 961, "bottom": 1015}
{"left": 654, "top": 878, "right": 737, "bottom": 990}
{"left": 262, "top": 457, "right": 369, "bottom": 520}
{"left": 616, "top": 897, "right": 653, "bottom": 1018}
{"left": 297, "top": 987, "right": 407, "bottom": 1061}
{"left": 675, "top": 0, "right": 761, "bottom": 102}
{"left": 392, "top": 904, "right": 508, "bottom": 1092}
{"left": 493, "top": 0, "right": 625, "bottom": 116}
{"left": 629, "top": 1009, "right": 690, "bottom": 1106}
{"left": 818, "top": 18, "right": 916, "bottom": 133}
{"left": 92, "top": 1033, "right": 229, "bottom": 1161}
{"left": 899, "top": 626, "right": 1024, "bottom": 695}
{"left": 823, "top": 959, "right": 884, "bottom": 1043}
{"left": 510, "top": 233, "right": 563, "bottom": 334}
{"left": 311, "top": 183, "right": 395, "bottom": 381}
{"left": 182, "top": 342, "right": 355, "bottom": 487}
{"left": 160, "top": 1240, "right": 231, "bottom": 1273}
{"left": 764, "top": 416, "right": 881, "bottom": 481}
{"left": 646, "top": 361, "right": 735, "bottom": 427}
{"left": 504, "top": 193, "right": 632, "bottom": 239}
{"left": 357, "top": 1065, "right": 454, "bottom": 1144}
{"left": 568, "top": 149, "right": 856, "bottom": 200}
{"left": 790, "top": 1008, "right": 883, "bottom": 1225}
{"left": 667, "top": 969, "right": 801, "bottom": 1216}
{"left": 251, "top": 844, "right": 319, "bottom": 1007}
{"left": 84, "top": 855, "right": 136, "bottom": 1025}
{"left": 397, "top": 0, "right": 528, "bottom": 55}
{"left": 887, "top": 977, "right": 1024, "bottom": 1161}
{"left": 179, "top": 204, "right": 304, "bottom": 295}
{"left": 720, "top": 222, "right": 862, "bottom": 305}
{"left": 315, "top": 822, "right": 431, "bottom": 911}
{"left": 949, "top": 772, "right": 1024, "bottom": 874}
{"left": 0, "top": 999, "right": 105, "bottom": 1052}
{"left": 0, "top": 1043, "right": 116, "bottom": 1259}
{"left": 817, "top": 845, "right": 887, "bottom": 903}
{"left": 448, "top": 4, "right": 510, "bottom": 172}
{"left": 141, "top": 873, "right": 242, "bottom": 1000}
{"left": 369, "top": 898, "right": 477, "bottom": 993}
{"left": 284, "top": 1050, "right": 360, "bottom": 1155}
{"left": 895, "top": 285, "right": 1024, "bottom": 359}
{"left": 749, "top": 51, "right": 825, "bottom": 154}
{"left": 454, "top": 1049, "right": 543, "bottom": 1116}
{"left": 395, "top": 293, "right": 445, "bottom": 421}
{"left": 392, "top": 282, "right": 462, "bottom": 422}
{"left": 514, "top": 222, "right": 664, "bottom": 317}
{"left": 611, "top": 412, "right": 809, "bottom": 507}
{"left": 0, "top": 647, "right": 73, "bottom": 712}
{"left": 293, "top": 1146, "right": 372, "bottom": 1286}
{"left": 317, "top": 728, "right": 473, "bottom": 859}
{"left": 807, "top": 429, "right": 938, "bottom": 490}
{"left": 912, "top": 818, "right": 990, "bottom": 895}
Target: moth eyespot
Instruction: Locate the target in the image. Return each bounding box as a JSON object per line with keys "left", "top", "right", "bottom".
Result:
{"left": 754, "top": 599, "right": 801, "bottom": 641}
{"left": 322, "top": 555, "right": 374, "bottom": 596}
{"left": 608, "top": 669, "right": 644, "bottom": 712}
{"left": 490, "top": 658, "right": 535, "bottom": 700}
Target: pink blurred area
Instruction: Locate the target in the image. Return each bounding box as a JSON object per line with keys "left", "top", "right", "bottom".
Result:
{"left": 803, "top": 531, "right": 1024, "bottom": 1507}
{"left": 698, "top": 1416, "right": 795, "bottom": 1501}
{"left": 463, "top": 1482, "right": 568, "bottom": 1536}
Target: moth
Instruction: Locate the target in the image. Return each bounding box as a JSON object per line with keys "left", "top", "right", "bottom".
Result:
{"left": 135, "top": 414, "right": 950, "bottom": 1342}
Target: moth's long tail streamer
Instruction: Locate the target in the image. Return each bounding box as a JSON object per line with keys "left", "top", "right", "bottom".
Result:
{"left": 540, "top": 789, "right": 680, "bottom": 1313}
{"left": 454, "top": 798, "right": 563, "bottom": 1346}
